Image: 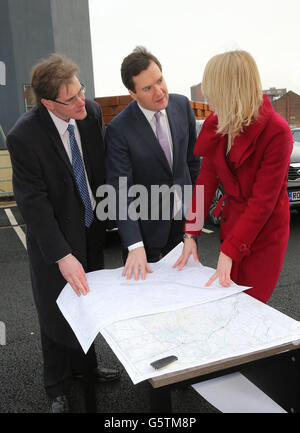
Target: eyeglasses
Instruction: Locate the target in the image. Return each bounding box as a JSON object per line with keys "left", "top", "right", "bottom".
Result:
{"left": 50, "top": 83, "right": 86, "bottom": 106}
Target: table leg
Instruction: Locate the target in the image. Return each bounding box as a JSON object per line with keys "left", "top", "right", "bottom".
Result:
{"left": 242, "top": 349, "right": 300, "bottom": 413}
{"left": 80, "top": 373, "right": 97, "bottom": 413}
{"left": 149, "top": 383, "right": 172, "bottom": 412}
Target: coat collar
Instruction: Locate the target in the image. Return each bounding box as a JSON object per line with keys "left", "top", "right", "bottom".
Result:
{"left": 228, "top": 95, "right": 273, "bottom": 167}
{"left": 194, "top": 94, "right": 274, "bottom": 168}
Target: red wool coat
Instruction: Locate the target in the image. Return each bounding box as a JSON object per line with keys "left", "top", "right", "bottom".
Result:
{"left": 187, "top": 95, "right": 293, "bottom": 302}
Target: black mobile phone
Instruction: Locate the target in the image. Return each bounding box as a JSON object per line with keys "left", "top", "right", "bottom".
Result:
{"left": 150, "top": 355, "right": 178, "bottom": 369}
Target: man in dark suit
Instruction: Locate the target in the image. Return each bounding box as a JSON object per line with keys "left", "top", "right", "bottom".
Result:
{"left": 7, "top": 54, "right": 119, "bottom": 413}
{"left": 106, "top": 47, "right": 200, "bottom": 280}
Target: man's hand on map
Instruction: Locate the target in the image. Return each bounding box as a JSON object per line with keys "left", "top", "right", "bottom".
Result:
{"left": 172, "top": 237, "right": 199, "bottom": 271}
{"left": 205, "top": 251, "right": 233, "bottom": 287}
{"left": 123, "top": 246, "right": 153, "bottom": 280}
{"left": 58, "top": 254, "right": 89, "bottom": 297}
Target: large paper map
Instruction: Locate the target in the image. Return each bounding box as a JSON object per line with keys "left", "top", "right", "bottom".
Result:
{"left": 57, "top": 243, "right": 247, "bottom": 353}
{"left": 57, "top": 244, "right": 300, "bottom": 384}
{"left": 101, "top": 292, "right": 300, "bottom": 384}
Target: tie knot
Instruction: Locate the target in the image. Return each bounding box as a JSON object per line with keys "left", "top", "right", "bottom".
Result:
{"left": 154, "top": 111, "right": 161, "bottom": 122}
{"left": 67, "top": 124, "right": 75, "bottom": 134}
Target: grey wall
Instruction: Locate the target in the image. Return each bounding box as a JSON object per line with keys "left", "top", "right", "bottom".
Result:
{"left": 50, "top": 0, "right": 95, "bottom": 96}
{"left": 0, "top": 0, "right": 95, "bottom": 140}
{"left": 0, "top": 0, "right": 19, "bottom": 143}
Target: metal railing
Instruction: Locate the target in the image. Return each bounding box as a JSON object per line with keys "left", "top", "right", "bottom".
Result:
{"left": 0, "top": 125, "right": 13, "bottom": 197}
{"left": 0, "top": 151, "right": 13, "bottom": 197}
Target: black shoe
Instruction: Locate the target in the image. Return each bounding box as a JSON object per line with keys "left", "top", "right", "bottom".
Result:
{"left": 74, "top": 367, "right": 121, "bottom": 383}
{"left": 50, "top": 395, "right": 69, "bottom": 413}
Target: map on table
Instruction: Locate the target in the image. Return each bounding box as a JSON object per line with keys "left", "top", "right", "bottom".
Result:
{"left": 56, "top": 243, "right": 300, "bottom": 384}
{"left": 57, "top": 243, "right": 248, "bottom": 353}
{"left": 101, "top": 292, "right": 300, "bottom": 384}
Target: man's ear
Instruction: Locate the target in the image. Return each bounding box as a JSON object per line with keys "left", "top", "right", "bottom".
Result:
{"left": 128, "top": 89, "right": 137, "bottom": 101}
{"left": 41, "top": 98, "right": 54, "bottom": 111}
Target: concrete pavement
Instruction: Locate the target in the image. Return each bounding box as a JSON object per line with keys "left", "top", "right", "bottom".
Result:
{"left": 0, "top": 203, "right": 299, "bottom": 413}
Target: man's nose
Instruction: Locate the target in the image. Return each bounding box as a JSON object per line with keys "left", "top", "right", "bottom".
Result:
{"left": 154, "top": 84, "right": 164, "bottom": 96}
{"left": 76, "top": 94, "right": 85, "bottom": 105}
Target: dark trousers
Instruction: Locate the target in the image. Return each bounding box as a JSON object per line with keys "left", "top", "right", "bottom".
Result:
{"left": 123, "top": 219, "right": 184, "bottom": 264}
{"left": 40, "top": 330, "right": 98, "bottom": 398}
{"left": 41, "top": 217, "right": 104, "bottom": 399}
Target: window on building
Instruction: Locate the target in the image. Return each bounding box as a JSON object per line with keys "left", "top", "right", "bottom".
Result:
{"left": 24, "top": 84, "right": 35, "bottom": 111}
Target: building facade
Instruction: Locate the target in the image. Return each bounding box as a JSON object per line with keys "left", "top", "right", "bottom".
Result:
{"left": 263, "top": 87, "right": 287, "bottom": 104}
{"left": 272, "top": 91, "right": 300, "bottom": 128}
{"left": 0, "top": 0, "right": 95, "bottom": 145}
{"left": 190, "top": 83, "right": 207, "bottom": 103}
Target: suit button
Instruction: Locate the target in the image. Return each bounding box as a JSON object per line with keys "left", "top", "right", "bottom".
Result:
{"left": 239, "top": 243, "right": 247, "bottom": 252}
{"left": 222, "top": 217, "right": 226, "bottom": 222}
{"left": 65, "top": 217, "right": 71, "bottom": 223}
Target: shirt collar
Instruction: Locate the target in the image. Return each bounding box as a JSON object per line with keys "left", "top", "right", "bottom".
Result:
{"left": 137, "top": 103, "right": 167, "bottom": 123}
{"left": 48, "top": 109, "right": 76, "bottom": 136}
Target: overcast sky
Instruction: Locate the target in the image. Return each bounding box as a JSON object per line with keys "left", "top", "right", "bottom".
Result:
{"left": 88, "top": 0, "right": 300, "bottom": 99}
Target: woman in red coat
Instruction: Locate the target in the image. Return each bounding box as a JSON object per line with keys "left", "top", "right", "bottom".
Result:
{"left": 174, "top": 50, "right": 293, "bottom": 302}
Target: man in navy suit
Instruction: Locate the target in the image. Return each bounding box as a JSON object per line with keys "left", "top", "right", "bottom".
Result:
{"left": 106, "top": 47, "right": 200, "bottom": 280}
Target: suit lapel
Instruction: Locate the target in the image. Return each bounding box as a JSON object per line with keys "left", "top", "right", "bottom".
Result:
{"left": 76, "top": 117, "right": 93, "bottom": 185}
{"left": 131, "top": 102, "right": 172, "bottom": 174}
{"left": 166, "top": 100, "right": 179, "bottom": 171}
{"left": 38, "top": 105, "right": 95, "bottom": 189}
{"left": 38, "top": 106, "right": 74, "bottom": 179}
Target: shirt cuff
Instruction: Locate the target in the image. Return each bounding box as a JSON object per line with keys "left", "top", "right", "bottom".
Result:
{"left": 128, "top": 241, "right": 144, "bottom": 251}
{"left": 56, "top": 253, "right": 72, "bottom": 263}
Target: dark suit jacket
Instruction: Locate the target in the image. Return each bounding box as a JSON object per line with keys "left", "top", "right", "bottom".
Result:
{"left": 7, "top": 100, "right": 106, "bottom": 348}
{"left": 106, "top": 93, "right": 200, "bottom": 250}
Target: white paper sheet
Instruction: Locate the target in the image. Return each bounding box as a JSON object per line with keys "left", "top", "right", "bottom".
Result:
{"left": 56, "top": 243, "right": 248, "bottom": 353}
{"left": 192, "top": 372, "right": 287, "bottom": 413}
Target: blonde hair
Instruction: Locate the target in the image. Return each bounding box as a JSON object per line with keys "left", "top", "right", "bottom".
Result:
{"left": 201, "top": 50, "right": 263, "bottom": 137}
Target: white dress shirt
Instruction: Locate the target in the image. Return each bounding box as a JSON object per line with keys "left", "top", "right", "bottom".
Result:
{"left": 48, "top": 110, "right": 96, "bottom": 210}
